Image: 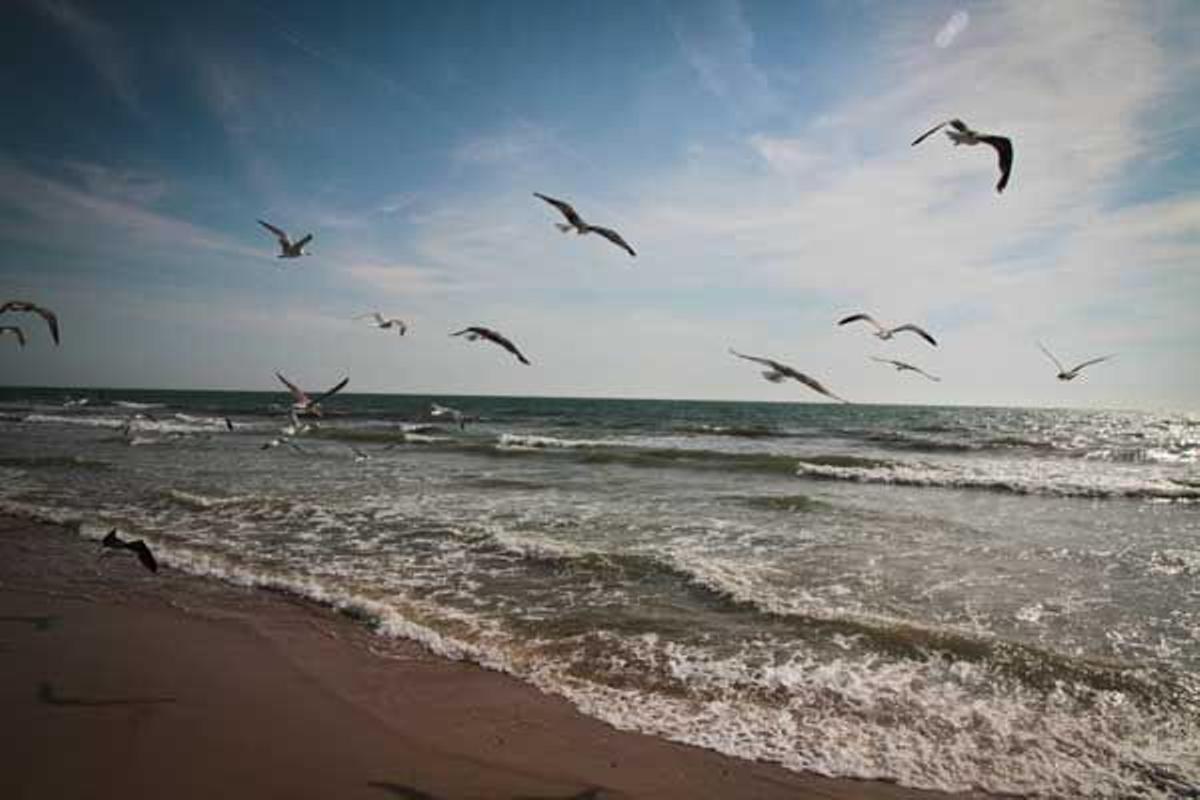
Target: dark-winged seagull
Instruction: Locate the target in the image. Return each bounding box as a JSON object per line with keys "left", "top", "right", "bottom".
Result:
{"left": 729, "top": 348, "right": 849, "bottom": 403}
{"left": 871, "top": 356, "right": 941, "bottom": 382}
{"left": 533, "top": 193, "right": 636, "bottom": 257}
{"left": 356, "top": 312, "right": 408, "bottom": 336}
{"left": 0, "top": 326, "right": 25, "bottom": 347}
{"left": 275, "top": 371, "right": 349, "bottom": 416}
{"left": 0, "top": 300, "right": 60, "bottom": 345}
{"left": 839, "top": 313, "right": 938, "bottom": 347}
{"left": 100, "top": 529, "right": 158, "bottom": 573}
{"left": 257, "top": 219, "right": 313, "bottom": 258}
{"left": 451, "top": 326, "right": 531, "bottom": 365}
{"left": 912, "top": 118, "right": 1013, "bottom": 193}
{"left": 1037, "top": 342, "right": 1113, "bottom": 381}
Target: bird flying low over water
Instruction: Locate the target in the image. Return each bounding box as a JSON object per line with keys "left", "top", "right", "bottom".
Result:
{"left": 257, "top": 219, "right": 313, "bottom": 258}
{"left": 871, "top": 356, "right": 941, "bottom": 382}
{"left": 911, "top": 118, "right": 1013, "bottom": 193}
{"left": 1, "top": 300, "right": 60, "bottom": 344}
{"left": 0, "top": 326, "right": 25, "bottom": 347}
{"left": 355, "top": 312, "right": 408, "bottom": 335}
{"left": 430, "top": 403, "right": 474, "bottom": 430}
{"left": 451, "top": 326, "right": 531, "bottom": 365}
{"left": 1037, "top": 342, "right": 1113, "bottom": 381}
{"left": 275, "top": 371, "right": 349, "bottom": 416}
{"left": 838, "top": 314, "right": 938, "bottom": 347}
{"left": 533, "top": 193, "right": 636, "bottom": 257}
{"left": 729, "top": 348, "right": 849, "bottom": 403}
{"left": 100, "top": 529, "right": 158, "bottom": 573}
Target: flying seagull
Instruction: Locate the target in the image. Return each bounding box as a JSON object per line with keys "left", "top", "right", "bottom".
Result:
{"left": 1037, "top": 342, "right": 1113, "bottom": 381}
{"left": 911, "top": 118, "right": 1013, "bottom": 193}
{"left": 261, "top": 437, "right": 305, "bottom": 452}
{"left": 0, "top": 300, "right": 60, "bottom": 345}
{"left": 355, "top": 312, "right": 408, "bottom": 336}
{"left": 533, "top": 193, "right": 636, "bottom": 257}
{"left": 0, "top": 326, "right": 25, "bottom": 347}
{"left": 871, "top": 356, "right": 941, "bottom": 382}
{"left": 257, "top": 219, "right": 313, "bottom": 258}
{"left": 430, "top": 403, "right": 474, "bottom": 430}
{"left": 838, "top": 313, "right": 938, "bottom": 347}
{"left": 349, "top": 445, "right": 370, "bottom": 463}
{"left": 100, "top": 529, "right": 158, "bottom": 574}
{"left": 729, "top": 348, "right": 849, "bottom": 403}
{"left": 275, "top": 371, "right": 349, "bottom": 416}
{"left": 451, "top": 326, "right": 531, "bottom": 365}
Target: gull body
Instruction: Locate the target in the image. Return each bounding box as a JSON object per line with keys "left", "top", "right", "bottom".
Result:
{"left": 1038, "top": 342, "right": 1113, "bottom": 381}
{"left": 430, "top": 403, "right": 474, "bottom": 430}
{"left": 451, "top": 326, "right": 531, "bottom": 365}
{"left": 911, "top": 118, "right": 1014, "bottom": 193}
{"left": 0, "top": 300, "right": 60, "bottom": 344}
{"left": 257, "top": 219, "right": 313, "bottom": 258}
{"left": 870, "top": 357, "right": 941, "bottom": 382}
{"left": 729, "top": 348, "right": 849, "bottom": 403}
{"left": 356, "top": 312, "right": 408, "bottom": 336}
{"left": 533, "top": 193, "right": 636, "bottom": 258}
{"left": 838, "top": 313, "right": 938, "bottom": 347}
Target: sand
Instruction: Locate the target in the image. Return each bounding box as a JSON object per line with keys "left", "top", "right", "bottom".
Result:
{"left": 0, "top": 515, "right": 996, "bottom": 800}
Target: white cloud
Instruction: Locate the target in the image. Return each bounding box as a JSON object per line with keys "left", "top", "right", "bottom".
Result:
{"left": 935, "top": 10, "right": 970, "bottom": 48}
{"left": 30, "top": 0, "right": 140, "bottom": 113}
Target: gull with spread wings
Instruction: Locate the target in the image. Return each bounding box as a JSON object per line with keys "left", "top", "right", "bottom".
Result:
{"left": 355, "top": 312, "right": 408, "bottom": 336}
{"left": 1037, "top": 342, "right": 1113, "bottom": 382}
{"left": 100, "top": 529, "right": 158, "bottom": 574}
{"left": 729, "top": 348, "right": 849, "bottom": 403}
{"left": 912, "top": 118, "right": 1014, "bottom": 193}
{"left": 534, "top": 193, "right": 636, "bottom": 257}
{"left": 451, "top": 326, "right": 531, "bottom": 365}
{"left": 275, "top": 371, "right": 349, "bottom": 416}
{"left": 1, "top": 300, "right": 60, "bottom": 344}
{"left": 838, "top": 313, "right": 938, "bottom": 347}
{"left": 257, "top": 219, "right": 313, "bottom": 259}
{"left": 871, "top": 357, "right": 941, "bottom": 382}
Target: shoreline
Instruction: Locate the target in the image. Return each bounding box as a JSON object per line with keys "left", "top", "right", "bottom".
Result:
{"left": 0, "top": 514, "right": 998, "bottom": 800}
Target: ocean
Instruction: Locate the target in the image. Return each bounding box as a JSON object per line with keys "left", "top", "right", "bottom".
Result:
{"left": 1, "top": 386, "right": 1197, "bottom": 797}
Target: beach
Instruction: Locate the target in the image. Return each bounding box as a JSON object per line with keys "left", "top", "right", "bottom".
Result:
{"left": 0, "top": 514, "right": 991, "bottom": 800}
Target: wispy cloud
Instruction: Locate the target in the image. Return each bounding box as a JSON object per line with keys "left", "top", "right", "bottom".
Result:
{"left": 935, "top": 10, "right": 970, "bottom": 49}
{"left": 664, "top": 0, "right": 779, "bottom": 121}
{"left": 453, "top": 121, "right": 555, "bottom": 166}
{"left": 29, "top": 0, "right": 140, "bottom": 114}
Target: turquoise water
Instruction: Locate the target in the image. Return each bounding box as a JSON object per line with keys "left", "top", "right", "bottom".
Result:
{"left": 1, "top": 386, "right": 1198, "bottom": 796}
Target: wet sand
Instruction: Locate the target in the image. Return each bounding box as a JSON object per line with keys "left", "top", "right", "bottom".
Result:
{"left": 0, "top": 515, "right": 997, "bottom": 800}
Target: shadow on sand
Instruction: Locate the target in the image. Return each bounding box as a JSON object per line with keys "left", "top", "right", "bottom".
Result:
{"left": 366, "top": 781, "right": 612, "bottom": 800}
{"left": 38, "top": 682, "right": 176, "bottom": 708}
{"left": 0, "top": 615, "right": 58, "bottom": 631}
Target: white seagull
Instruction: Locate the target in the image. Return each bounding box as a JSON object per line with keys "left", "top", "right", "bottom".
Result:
{"left": 1037, "top": 342, "right": 1114, "bottom": 381}
{"left": 275, "top": 371, "right": 349, "bottom": 417}
{"left": 257, "top": 219, "right": 313, "bottom": 259}
{"left": 871, "top": 357, "right": 941, "bottom": 382}
{"left": 729, "top": 348, "right": 850, "bottom": 404}
{"left": 430, "top": 403, "right": 474, "bottom": 430}
{"left": 533, "top": 193, "right": 636, "bottom": 257}
{"left": 355, "top": 312, "right": 408, "bottom": 336}
{"left": 1, "top": 300, "right": 60, "bottom": 344}
{"left": 911, "top": 118, "right": 1013, "bottom": 193}
{"left": 838, "top": 313, "right": 938, "bottom": 347}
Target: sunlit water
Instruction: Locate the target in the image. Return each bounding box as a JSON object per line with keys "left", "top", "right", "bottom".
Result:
{"left": 2, "top": 387, "right": 1197, "bottom": 797}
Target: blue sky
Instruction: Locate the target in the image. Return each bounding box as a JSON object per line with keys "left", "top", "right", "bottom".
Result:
{"left": 2, "top": 0, "right": 1198, "bottom": 409}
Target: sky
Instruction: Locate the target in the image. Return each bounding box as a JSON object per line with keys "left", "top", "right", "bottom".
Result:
{"left": 1, "top": 0, "right": 1198, "bottom": 409}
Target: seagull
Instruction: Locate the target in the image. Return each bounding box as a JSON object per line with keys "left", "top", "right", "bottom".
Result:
{"left": 99, "top": 529, "right": 158, "bottom": 574}
{"left": 911, "top": 118, "right": 1013, "bottom": 193}
{"left": 1037, "top": 342, "right": 1113, "bottom": 381}
{"left": 451, "top": 326, "right": 531, "bottom": 365}
{"left": 871, "top": 356, "right": 941, "bottom": 382}
{"left": 261, "top": 437, "right": 305, "bottom": 452}
{"left": 257, "top": 219, "right": 313, "bottom": 258}
{"left": 430, "top": 403, "right": 473, "bottom": 430}
{"left": 275, "top": 371, "right": 349, "bottom": 416}
{"left": 533, "top": 193, "right": 636, "bottom": 257}
{"left": 355, "top": 312, "right": 408, "bottom": 336}
{"left": 0, "top": 326, "right": 25, "bottom": 347}
{"left": 281, "top": 409, "right": 315, "bottom": 436}
{"left": 349, "top": 445, "right": 370, "bottom": 463}
{"left": 729, "top": 348, "right": 850, "bottom": 403}
{"left": 0, "top": 300, "right": 60, "bottom": 344}
{"left": 838, "top": 313, "right": 938, "bottom": 347}
{"left": 223, "top": 417, "right": 235, "bottom": 432}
